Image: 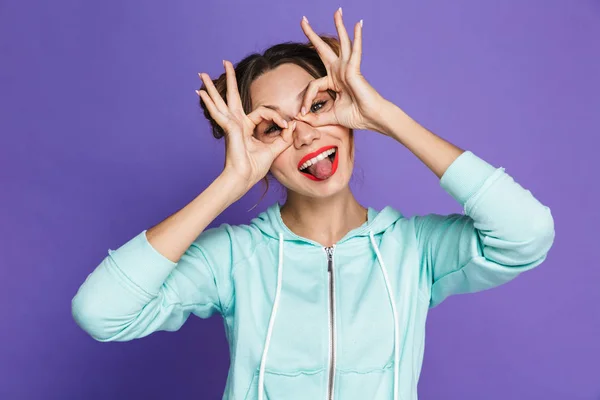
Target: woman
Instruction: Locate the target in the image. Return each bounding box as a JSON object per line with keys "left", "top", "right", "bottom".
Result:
{"left": 72, "top": 9, "right": 555, "bottom": 400}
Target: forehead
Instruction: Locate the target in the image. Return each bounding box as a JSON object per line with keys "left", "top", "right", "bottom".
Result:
{"left": 250, "top": 63, "right": 314, "bottom": 110}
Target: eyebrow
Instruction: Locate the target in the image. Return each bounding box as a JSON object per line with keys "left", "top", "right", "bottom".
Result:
{"left": 258, "top": 85, "right": 309, "bottom": 118}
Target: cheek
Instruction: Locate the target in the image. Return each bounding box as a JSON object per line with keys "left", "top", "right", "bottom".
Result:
{"left": 269, "top": 151, "right": 293, "bottom": 176}
{"left": 333, "top": 126, "right": 351, "bottom": 142}
{"left": 334, "top": 128, "right": 352, "bottom": 157}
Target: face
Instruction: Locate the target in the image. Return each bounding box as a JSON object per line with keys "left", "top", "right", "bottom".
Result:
{"left": 250, "top": 63, "right": 354, "bottom": 198}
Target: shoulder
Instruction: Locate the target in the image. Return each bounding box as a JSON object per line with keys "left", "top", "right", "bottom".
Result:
{"left": 377, "top": 206, "right": 465, "bottom": 238}
{"left": 192, "top": 221, "right": 268, "bottom": 261}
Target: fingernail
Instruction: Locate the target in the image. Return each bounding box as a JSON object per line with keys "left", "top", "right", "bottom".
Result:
{"left": 283, "top": 120, "right": 288, "bottom": 128}
{"left": 195, "top": 90, "right": 200, "bottom": 95}
{"left": 360, "top": 19, "right": 363, "bottom": 27}
{"left": 301, "top": 106, "right": 307, "bottom": 116}
{"left": 338, "top": 7, "right": 342, "bottom": 16}
{"left": 223, "top": 60, "right": 226, "bottom": 67}
{"left": 303, "top": 16, "right": 309, "bottom": 24}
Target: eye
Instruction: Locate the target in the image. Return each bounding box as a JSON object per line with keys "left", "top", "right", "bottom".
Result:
{"left": 310, "top": 100, "right": 327, "bottom": 113}
{"left": 264, "top": 123, "right": 282, "bottom": 135}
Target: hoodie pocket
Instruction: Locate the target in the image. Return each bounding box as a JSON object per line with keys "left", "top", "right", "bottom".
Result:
{"left": 243, "top": 369, "right": 326, "bottom": 400}
{"left": 336, "top": 364, "right": 395, "bottom": 400}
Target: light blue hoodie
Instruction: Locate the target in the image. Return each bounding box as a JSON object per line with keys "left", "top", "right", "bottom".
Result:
{"left": 72, "top": 151, "right": 555, "bottom": 400}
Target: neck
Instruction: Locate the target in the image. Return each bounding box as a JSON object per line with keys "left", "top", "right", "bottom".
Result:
{"left": 280, "top": 187, "right": 367, "bottom": 247}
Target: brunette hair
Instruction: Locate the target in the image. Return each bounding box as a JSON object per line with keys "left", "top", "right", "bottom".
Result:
{"left": 198, "top": 35, "right": 354, "bottom": 206}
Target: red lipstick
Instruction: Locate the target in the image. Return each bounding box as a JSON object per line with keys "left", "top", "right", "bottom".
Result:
{"left": 297, "top": 145, "right": 337, "bottom": 169}
{"left": 298, "top": 145, "right": 339, "bottom": 181}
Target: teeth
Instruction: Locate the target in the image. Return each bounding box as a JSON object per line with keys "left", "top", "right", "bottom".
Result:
{"left": 299, "top": 148, "right": 336, "bottom": 171}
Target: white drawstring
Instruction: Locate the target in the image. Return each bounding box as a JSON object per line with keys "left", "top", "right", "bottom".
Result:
{"left": 369, "top": 231, "right": 399, "bottom": 400}
{"left": 258, "top": 233, "right": 285, "bottom": 400}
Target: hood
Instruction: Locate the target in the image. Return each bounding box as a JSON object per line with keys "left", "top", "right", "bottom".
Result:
{"left": 250, "top": 202, "right": 404, "bottom": 245}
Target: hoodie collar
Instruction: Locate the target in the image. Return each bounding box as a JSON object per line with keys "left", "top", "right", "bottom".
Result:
{"left": 251, "top": 202, "right": 403, "bottom": 246}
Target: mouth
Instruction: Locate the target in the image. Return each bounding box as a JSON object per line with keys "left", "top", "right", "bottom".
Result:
{"left": 297, "top": 146, "right": 339, "bottom": 181}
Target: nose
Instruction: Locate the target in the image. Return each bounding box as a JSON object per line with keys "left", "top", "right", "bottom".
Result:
{"left": 293, "top": 120, "right": 320, "bottom": 149}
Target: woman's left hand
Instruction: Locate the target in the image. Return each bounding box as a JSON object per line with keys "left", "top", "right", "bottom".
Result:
{"left": 295, "top": 9, "right": 389, "bottom": 132}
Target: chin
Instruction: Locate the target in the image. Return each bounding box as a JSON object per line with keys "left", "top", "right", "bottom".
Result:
{"left": 298, "top": 178, "right": 347, "bottom": 199}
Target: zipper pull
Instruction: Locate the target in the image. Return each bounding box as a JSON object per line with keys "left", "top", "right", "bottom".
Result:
{"left": 325, "top": 247, "right": 333, "bottom": 272}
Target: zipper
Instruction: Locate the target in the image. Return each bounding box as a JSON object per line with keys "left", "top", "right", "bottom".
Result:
{"left": 325, "top": 246, "right": 336, "bottom": 400}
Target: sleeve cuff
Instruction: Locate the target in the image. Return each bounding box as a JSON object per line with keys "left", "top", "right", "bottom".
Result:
{"left": 440, "top": 150, "right": 498, "bottom": 206}
{"left": 108, "top": 230, "right": 178, "bottom": 296}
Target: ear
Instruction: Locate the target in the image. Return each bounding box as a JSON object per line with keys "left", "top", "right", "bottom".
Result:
{"left": 349, "top": 129, "right": 355, "bottom": 161}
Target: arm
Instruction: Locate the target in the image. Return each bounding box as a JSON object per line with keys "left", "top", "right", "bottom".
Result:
{"left": 71, "top": 173, "right": 246, "bottom": 341}
{"left": 370, "top": 100, "right": 465, "bottom": 179}
{"left": 145, "top": 171, "right": 246, "bottom": 263}
{"left": 414, "top": 151, "right": 555, "bottom": 307}
{"left": 372, "top": 102, "right": 554, "bottom": 307}
{"left": 72, "top": 60, "right": 296, "bottom": 341}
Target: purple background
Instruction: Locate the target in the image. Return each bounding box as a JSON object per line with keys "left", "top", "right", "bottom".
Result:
{"left": 1, "top": 0, "right": 599, "bottom": 399}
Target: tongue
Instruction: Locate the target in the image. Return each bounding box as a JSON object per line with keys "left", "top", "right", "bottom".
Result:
{"left": 307, "top": 157, "right": 333, "bottom": 180}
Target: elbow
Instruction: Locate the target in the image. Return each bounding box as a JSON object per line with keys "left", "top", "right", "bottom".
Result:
{"left": 71, "top": 291, "right": 119, "bottom": 342}
{"left": 529, "top": 206, "right": 555, "bottom": 259}
{"left": 511, "top": 208, "right": 556, "bottom": 267}
{"left": 531, "top": 205, "right": 555, "bottom": 236}
{"left": 484, "top": 208, "right": 555, "bottom": 268}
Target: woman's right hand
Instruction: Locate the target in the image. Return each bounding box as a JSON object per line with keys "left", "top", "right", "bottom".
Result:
{"left": 197, "top": 61, "right": 296, "bottom": 193}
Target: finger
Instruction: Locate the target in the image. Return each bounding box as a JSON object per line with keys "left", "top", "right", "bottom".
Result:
{"left": 348, "top": 20, "right": 363, "bottom": 74}
{"left": 247, "top": 107, "right": 289, "bottom": 133}
{"left": 247, "top": 107, "right": 288, "bottom": 129}
{"left": 269, "top": 120, "right": 296, "bottom": 155}
{"left": 334, "top": 8, "right": 352, "bottom": 62}
{"left": 197, "top": 89, "right": 232, "bottom": 133}
{"left": 300, "top": 77, "right": 331, "bottom": 117}
{"left": 224, "top": 60, "right": 243, "bottom": 112}
{"left": 301, "top": 16, "right": 338, "bottom": 65}
{"left": 296, "top": 110, "right": 338, "bottom": 128}
{"left": 199, "top": 72, "right": 228, "bottom": 114}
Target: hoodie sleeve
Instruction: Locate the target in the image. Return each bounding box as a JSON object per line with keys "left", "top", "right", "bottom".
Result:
{"left": 414, "top": 151, "right": 555, "bottom": 308}
{"left": 71, "top": 225, "right": 236, "bottom": 342}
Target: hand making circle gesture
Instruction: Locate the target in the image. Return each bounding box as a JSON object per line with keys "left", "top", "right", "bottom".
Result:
{"left": 197, "top": 61, "right": 297, "bottom": 190}
{"left": 295, "top": 9, "right": 387, "bottom": 131}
